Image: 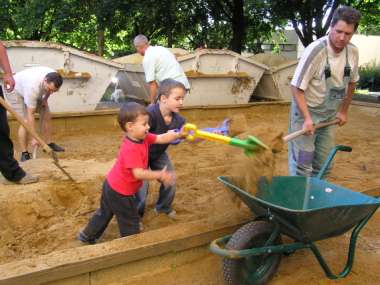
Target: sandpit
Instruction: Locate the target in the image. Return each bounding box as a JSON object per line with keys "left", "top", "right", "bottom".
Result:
{"left": 1, "top": 103, "right": 379, "bottom": 284}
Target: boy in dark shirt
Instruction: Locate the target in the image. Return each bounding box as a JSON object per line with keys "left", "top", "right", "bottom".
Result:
{"left": 136, "top": 79, "right": 186, "bottom": 219}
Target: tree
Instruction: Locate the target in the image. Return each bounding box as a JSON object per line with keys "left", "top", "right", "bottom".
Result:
{"left": 268, "top": 0, "right": 380, "bottom": 47}
{"left": 269, "top": 0, "right": 341, "bottom": 47}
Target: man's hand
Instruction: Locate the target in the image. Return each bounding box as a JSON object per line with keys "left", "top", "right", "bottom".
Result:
{"left": 3, "top": 73, "right": 15, "bottom": 92}
{"left": 336, "top": 111, "right": 348, "bottom": 126}
{"left": 302, "top": 117, "right": 315, "bottom": 135}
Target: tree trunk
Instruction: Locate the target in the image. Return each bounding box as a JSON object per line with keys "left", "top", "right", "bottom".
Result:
{"left": 165, "top": 0, "right": 173, "bottom": 47}
{"left": 230, "top": 0, "right": 244, "bottom": 53}
{"left": 97, "top": 29, "right": 105, "bottom": 56}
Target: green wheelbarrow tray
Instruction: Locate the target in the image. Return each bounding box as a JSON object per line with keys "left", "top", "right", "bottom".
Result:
{"left": 219, "top": 175, "right": 380, "bottom": 242}
{"left": 210, "top": 145, "right": 380, "bottom": 281}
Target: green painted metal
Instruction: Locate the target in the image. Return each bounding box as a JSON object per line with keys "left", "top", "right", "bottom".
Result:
{"left": 210, "top": 145, "right": 380, "bottom": 280}
{"left": 317, "top": 145, "right": 352, "bottom": 179}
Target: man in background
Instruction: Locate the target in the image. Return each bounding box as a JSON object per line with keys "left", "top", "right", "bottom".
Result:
{"left": 134, "top": 34, "right": 190, "bottom": 104}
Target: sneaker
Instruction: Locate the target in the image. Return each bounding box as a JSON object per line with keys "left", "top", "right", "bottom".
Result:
{"left": 20, "top": 152, "right": 31, "bottom": 162}
{"left": 1, "top": 173, "right": 39, "bottom": 185}
{"left": 77, "top": 231, "right": 97, "bottom": 245}
{"left": 48, "top": 142, "right": 65, "bottom": 152}
{"left": 18, "top": 173, "right": 39, "bottom": 184}
{"left": 167, "top": 210, "right": 177, "bottom": 219}
{"left": 154, "top": 208, "right": 177, "bottom": 219}
{"left": 139, "top": 221, "right": 144, "bottom": 231}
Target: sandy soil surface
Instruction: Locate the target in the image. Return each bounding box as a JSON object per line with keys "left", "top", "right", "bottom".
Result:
{"left": 0, "top": 103, "right": 379, "bottom": 284}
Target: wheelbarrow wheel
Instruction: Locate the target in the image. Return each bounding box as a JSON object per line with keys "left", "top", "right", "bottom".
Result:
{"left": 223, "top": 221, "right": 282, "bottom": 285}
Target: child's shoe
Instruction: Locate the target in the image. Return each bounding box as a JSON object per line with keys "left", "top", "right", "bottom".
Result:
{"left": 154, "top": 208, "right": 177, "bottom": 219}
{"left": 77, "top": 231, "right": 97, "bottom": 244}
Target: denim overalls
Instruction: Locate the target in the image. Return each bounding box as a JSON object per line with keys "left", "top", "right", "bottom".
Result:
{"left": 288, "top": 40, "right": 352, "bottom": 177}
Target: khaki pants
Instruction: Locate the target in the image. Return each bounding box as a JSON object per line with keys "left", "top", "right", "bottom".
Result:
{"left": 5, "top": 91, "right": 43, "bottom": 117}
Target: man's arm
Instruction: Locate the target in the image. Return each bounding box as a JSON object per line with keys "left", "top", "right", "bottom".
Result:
{"left": 291, "top": 86, "right": 315, "bottom": 134}
{"left": 148, "top": 81, "right": 158, "bottom": 104}
{"left": 336, "top": 82, "right": 356, "bottom": 126}
{"left": 0, "top": 42, "right": 15, "bottom": 92}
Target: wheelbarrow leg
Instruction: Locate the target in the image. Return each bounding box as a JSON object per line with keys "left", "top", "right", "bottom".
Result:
{"left": 308, "top": 210, "right": 377, "bottom": 279}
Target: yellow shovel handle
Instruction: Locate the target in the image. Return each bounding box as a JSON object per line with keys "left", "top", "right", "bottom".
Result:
{"left": 183, "top": 123, "right": 231, "bottom": 144}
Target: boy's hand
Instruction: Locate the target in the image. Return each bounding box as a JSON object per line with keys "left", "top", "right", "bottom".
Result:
{"left": 178, "top": 126, "right": 188, "bottom": 139}
{"left": 159, "top": 166, "right": 176, "bottom": 187}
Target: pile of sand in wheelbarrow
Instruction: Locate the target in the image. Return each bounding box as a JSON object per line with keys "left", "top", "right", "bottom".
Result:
{"left": 228, "top": 123, "right": 284, "bottom": 203}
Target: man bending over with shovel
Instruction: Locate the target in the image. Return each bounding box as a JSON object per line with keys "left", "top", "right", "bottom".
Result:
{"left": 0, "top": 42, "right": 38, "bottom": 184}
{"left": 6, "top": 66, "right": 64, "bottom": 161}
{"left": 288, "top": 6, "right": 361, "bottom": 178}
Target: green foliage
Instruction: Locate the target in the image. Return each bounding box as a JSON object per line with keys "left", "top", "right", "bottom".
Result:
{"left": 358, "top": 61, "right": 380, "bottom": 91}
{"left": 0, "top": 0, "right": 379, "bottom": 56}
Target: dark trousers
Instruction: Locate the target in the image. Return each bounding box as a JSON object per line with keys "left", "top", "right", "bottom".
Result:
{"left": 0, "top": 87, "right": 25, "bottom": 182}
{"left": 83, "top": 179, "right": 140, "bottom": 240}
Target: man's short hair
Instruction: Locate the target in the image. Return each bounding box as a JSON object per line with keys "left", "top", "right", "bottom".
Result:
{"left": 45, "top": 72, "right": 63, "bottom": 89}
{"left": 117, "top": 102, "right": 148, "bottom": 132}
{"left": 158, "top": 79, "right": 186, "bottom": 100}
{"left": 331, "top": 6, "right": 361, "bottom": 31}
{"left": 133, "top": 34, "right": 149, "bottom": 46}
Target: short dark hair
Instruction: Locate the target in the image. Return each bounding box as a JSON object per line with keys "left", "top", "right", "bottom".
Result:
{"left": 45, "top": 72, "right": 63, "bottom": 89}
{"left": 158, "top": 78, "right": 186, "bottom": 101}
{"left": 117, "top": 102, "right": 148, "bottom": 132}
{"left": 331, "top": 6, "right": 361, "bottom": 31}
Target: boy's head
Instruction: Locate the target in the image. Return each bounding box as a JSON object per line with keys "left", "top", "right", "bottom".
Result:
{"left": 118, "top": 102, "right": 150, "bottom": 139}
{"left": 158, "top": 79, "right": 186, "bottom": 113}
{"left": 43, "top": 72, "right": 63, "bottom": 95}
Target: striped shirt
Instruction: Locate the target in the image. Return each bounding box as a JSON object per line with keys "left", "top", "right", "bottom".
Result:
{"left": 291, "top": 36, "right": 359, "bottom": 107}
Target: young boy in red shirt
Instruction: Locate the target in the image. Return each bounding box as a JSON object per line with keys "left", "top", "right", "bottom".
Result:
{"left": 78, "top": 102, "right": 183, "bottom": 244}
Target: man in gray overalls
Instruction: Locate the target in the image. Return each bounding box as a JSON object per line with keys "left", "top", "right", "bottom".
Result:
{"left": 289, "top": 6, "right": 361, "bottom": 177}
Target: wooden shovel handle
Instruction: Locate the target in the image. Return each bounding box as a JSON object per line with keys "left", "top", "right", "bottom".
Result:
{"left": 0, "top": 96, "right": 52, "bottom": 155}
{"left": 283, "top": 119, "right": 340, "bottom": 143}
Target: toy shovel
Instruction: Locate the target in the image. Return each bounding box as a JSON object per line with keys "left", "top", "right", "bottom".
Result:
{"left": 182, "top": 123, "right": 268, "bottom": 156}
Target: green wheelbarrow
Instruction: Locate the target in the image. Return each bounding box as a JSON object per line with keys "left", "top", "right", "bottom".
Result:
{"left": 210, "top": 145, "right": 380, "bottom": 285}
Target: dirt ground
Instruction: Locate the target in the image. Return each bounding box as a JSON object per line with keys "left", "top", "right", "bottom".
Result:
{"left": 0, "top": 103, "right": 379, "bottom": 284}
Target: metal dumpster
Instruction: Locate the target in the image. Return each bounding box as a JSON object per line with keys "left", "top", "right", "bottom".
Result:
{"left": 179, "top": 49, "right": 268, "bottom": 106}
{"left": 250, "top": 53, "right": 298, "bottom": 101}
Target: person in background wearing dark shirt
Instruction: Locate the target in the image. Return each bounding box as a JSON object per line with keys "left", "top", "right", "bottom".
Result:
{"left": 136, "top": 79, "right": 186, "bottom": 222}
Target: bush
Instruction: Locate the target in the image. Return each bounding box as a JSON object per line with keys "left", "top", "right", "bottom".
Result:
{"left": 358, "top": 61, "right": 380, "bottom": 92}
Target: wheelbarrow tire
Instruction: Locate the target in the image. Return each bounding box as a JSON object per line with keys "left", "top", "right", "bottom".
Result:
{"left": 223, "top": 221, "right": 282, "bottom": 285}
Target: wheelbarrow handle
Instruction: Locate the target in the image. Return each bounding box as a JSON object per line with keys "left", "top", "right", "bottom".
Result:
{"left": 283, "top": 119, "right": 340, "bottom": 143}
{"left": 317, "top": 145, "right": 352, "bottom": 179}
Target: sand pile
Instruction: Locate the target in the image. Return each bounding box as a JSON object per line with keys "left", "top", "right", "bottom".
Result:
{"left": 229, "top": 127, "right": 284, "bottom": 202}
{"left": 228, "top": 114, "right": 248, "bottom": 137}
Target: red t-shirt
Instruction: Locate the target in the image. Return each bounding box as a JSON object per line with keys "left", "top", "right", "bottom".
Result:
{"left": 107, "top": 133, "right": 157, "bottom": 196}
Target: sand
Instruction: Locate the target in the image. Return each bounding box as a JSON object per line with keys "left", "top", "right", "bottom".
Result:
{"left": 229, "top": 131, "right": 284, "bottom": 200}
{"left": 1, "top": 103, "right": 379, "bottom": 284}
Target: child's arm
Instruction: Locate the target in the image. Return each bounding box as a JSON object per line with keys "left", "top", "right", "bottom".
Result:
{"left": 155, "top": 130, "right": 184, "bottom": 145}
{"left": 132, "top": 166, "right": 175, "bottom": 187}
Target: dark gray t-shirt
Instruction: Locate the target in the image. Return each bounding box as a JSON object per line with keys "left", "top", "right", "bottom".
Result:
{"left": 147, "top": 104, "right": 185, "bottom": 162}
